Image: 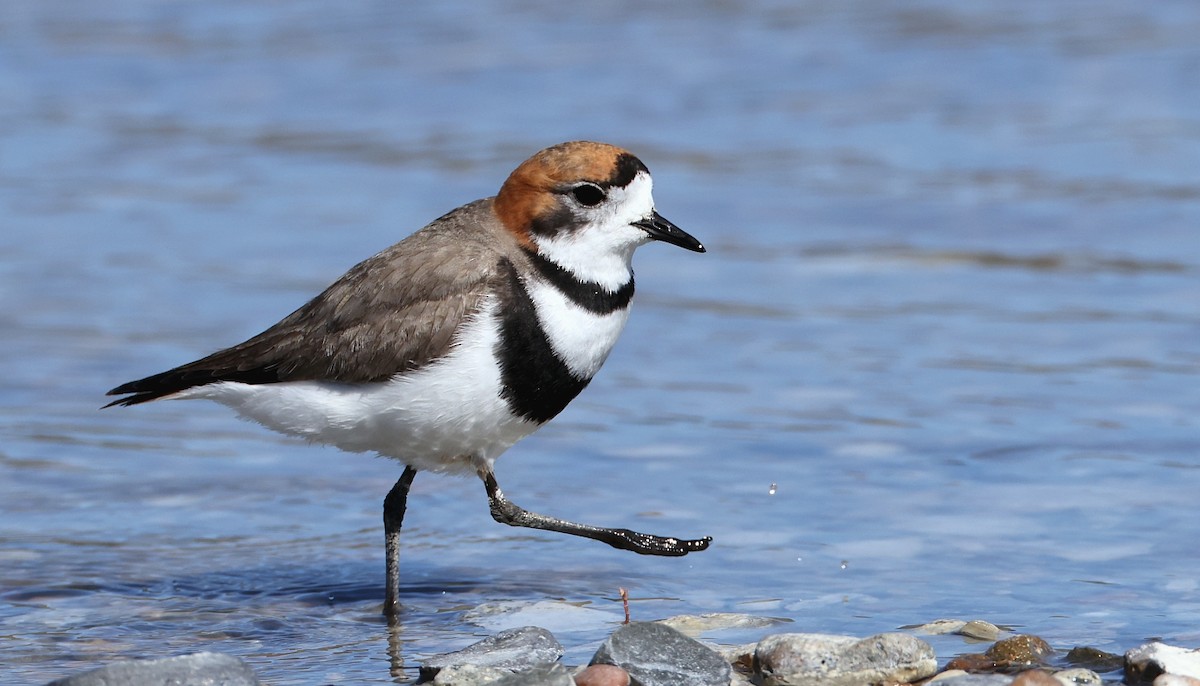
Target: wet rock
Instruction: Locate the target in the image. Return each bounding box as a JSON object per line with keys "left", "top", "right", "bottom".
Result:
{"left": 960, "top": 620, "right": 1003, "bottom": 641}
{"left": 490, "top": 662, "right": 574, "bottom": 686}
{"left": 753, "top": 632, "right": 936, "bottom": 686}
{"left": 431, "top": 664, "right": 511, "bottom": 686}
{"left": 907, "top": 619, "right": 1003, "bottom": 641}
{"left": 591, "top": 621, "right": 731, "bottom": 686}
{"left": 986, "top": 635, "right": 1053, "bottom": 667}
{"left": 419, "top": 626, "right": 564, "bottom": 682}
{"left": 907, "top": 619, "right": 967, "bottom": 635}
{"left": 573, "top": 663, "right": 631, "bottom": 686}
{"left": 1010, "top": 670, "right": 1059, "bottom": 686}
{"left": 657, "top": 612, "right": 791, "bottom": 636}
{"left": 47, "top": 652, "right": 261, "bottom": 686}
{"left": 1053, "top": 668, "right": 1102, "bottom": 685}
{"left": 945, "top": 653, "right": 999, "bottom": 672}
{"left": 1064, "top": 646, "right": 1124, "bottom": 673}
{"left": 1126, "top": 642, "right": 1200, "bottom": 684}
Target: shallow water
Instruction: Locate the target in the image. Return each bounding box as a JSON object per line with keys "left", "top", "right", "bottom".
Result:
{"left": 3, "top": 1, "right": 1199, "bottom": 683}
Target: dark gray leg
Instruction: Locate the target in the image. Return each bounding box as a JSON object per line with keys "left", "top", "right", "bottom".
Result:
{"left": 479, "top": 469, "right": 711, "bottom": 556}
{"left": 383, "top": 466, "right": 417, "bottom": 618}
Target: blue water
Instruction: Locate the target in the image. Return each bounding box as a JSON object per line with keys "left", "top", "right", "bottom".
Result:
{"left": 3, "top": 2, "right": 1198, "bottom": 683}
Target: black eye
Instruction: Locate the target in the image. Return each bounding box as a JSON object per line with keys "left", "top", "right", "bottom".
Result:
{"left": 570, "top": 183, "right": 606, "bottom": 207}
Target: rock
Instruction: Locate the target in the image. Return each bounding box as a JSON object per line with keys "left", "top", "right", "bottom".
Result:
{"left": 46, "top": 652, "right": 261, "bottom": 686}
{"left": 986, "top": 635, "right": 1053, "bottom": 667}
{"left": 431, "top": 664, "right": 511, "bottom": 686}
{"left": 712, "top": 642, "right": 757, "bottom": 674}
{"left": 1154, "top": 675, "right": 1200, "bottom": 686}
{"left": 657, "top": 612, "right": 791, "bottom": 636}
{"left": 907, "top": 619, "right": 967, "bottom": 635}
{"left": 1126, "top": 643, "right": 1200, "bottom": 684}
{"left": 1010, "top": 670, "right": 1059, "bottom": 686}
{"left": 419, "top": 626, "right": 564, "bottom": 682}
{"left": 945, "top": 653, "right": 999, "bottom": 672}
{"left": 906, "top": 619, "right": 1002, "bottom": 641}
{"left": 753, "top": 632, "right": 936, "bottom": 686}
{"left": 960, "top": 621, "right": 1003, "bottom": 641}
{"left": 1064, "top": 647, "right": 1123, "bottom": 673}
{"left": 490, "top": 662, "right": 574, "bottom": 686}
{"left": 574, "top": 663, "right": 631, "bottom": 686}
{"left": 1053, "top": 667, "right": 1102, "bottom": 685}
{"left": 591, "top": 622, "right": 731, "bottom": 686}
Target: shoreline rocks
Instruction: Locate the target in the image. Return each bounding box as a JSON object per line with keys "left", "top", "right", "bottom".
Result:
{"left": 43, "top": 616, "right": 1200, "bottom": 686}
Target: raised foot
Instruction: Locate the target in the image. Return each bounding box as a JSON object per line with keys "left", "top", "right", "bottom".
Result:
{"left": 608, "top": 530, "right": 713, "bottom": 557}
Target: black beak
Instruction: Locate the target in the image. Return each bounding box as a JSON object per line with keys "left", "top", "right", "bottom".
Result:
{"left": 634, "top": 211, "right": 705, "bottom": 253}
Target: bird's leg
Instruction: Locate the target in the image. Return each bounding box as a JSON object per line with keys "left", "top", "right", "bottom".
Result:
{"left": 383, "top": 466, "right": 417, "bottom": 619}
{"left": 478, "top": 468, "right": 711, "bottom": 557}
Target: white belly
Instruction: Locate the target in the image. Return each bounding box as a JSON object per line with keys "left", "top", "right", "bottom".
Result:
{"left": 174, "top": 299, "right": 536, "bottom": 475}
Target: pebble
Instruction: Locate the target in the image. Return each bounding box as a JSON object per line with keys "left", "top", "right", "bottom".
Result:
{"left": 1064, "top": 646, "right": 1124, "bottom": 673}
{"left": 1126, "top": 643, "right": 1200, "bottom": 683}
{"left": 489, "top": 662, "right": 574, "bottom": 686}
{"left": 46, "top": 652, "right": 261, "bottom": 686}
{"left": 591, "top": 621, "right": 732, "bottom": 686}
{"left": 986, "top": 635, "right": 1053, "bottom": 666}
{"left": 657, "top": 612, "right": 791, "bottom": 636}
{"left": 419, "top": 626, "right": 564, "bottom": 682}
{"left": 573, "top": 663, "right": 631, "bottom": 686}
{"left": 1053, "top": 667, "right": 1102, "bottom": 685}
{"left": 753, "top": 632, "right": 936, "bottom": 686}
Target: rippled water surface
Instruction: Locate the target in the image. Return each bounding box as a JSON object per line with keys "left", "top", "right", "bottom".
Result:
{"left": 3, "top": 1, "right": 1199, "bottom": 683}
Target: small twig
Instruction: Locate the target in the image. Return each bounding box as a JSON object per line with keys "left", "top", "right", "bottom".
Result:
{"left": 619, "top": 587, "right": 630, "bottom": 624}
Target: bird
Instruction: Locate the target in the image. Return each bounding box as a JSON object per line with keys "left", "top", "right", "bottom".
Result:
{"left": 105, "top": 140, "right": 712, "bottom": 617}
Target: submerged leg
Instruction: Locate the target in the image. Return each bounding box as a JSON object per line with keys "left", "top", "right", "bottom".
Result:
{"left": 383, "top": 466, "right": 418, "bottom": 618}
{"left": 479, "top": 468, "right": 711, "bottom": 556}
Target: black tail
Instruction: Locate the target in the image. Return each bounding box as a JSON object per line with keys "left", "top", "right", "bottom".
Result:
{"left": 104, "top": 363, "right": 283, "bottom": 408}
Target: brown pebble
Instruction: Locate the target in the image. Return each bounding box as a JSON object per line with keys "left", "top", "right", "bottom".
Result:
{"left": 1011, "top": 669, "right": 1059, "bottom": 686}
{"left": 945, "top": 653, "right": 998, "bottom": 672}
{"left": 576, "top": 663, "right": 631, "bottom": 686}
{"left": 987, "top": 634, "right": 1053, "bottom": 665}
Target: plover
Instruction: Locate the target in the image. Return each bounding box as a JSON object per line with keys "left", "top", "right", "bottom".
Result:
{"left": 106, "top": 141, "right": 712, "bottom": 615}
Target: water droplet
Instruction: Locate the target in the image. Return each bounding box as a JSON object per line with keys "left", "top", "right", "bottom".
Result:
{"left": 768, "top": 482, "right": 777, "bottom": 496}
{"left": 796, "top": 556, "right": 803, "bottom": 562}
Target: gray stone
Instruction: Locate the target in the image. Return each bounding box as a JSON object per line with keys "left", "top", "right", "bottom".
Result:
{"left": 908, "top": 619, "right": 968, "bottom": 635}
{"left": 657, "top": 612, "right": 791, "bottom": 636}
{"left": 1126, "top": 642, "right": 1200, "bottom": 683}
{"left": 754, "top": 632, "right": 937, "bottom": 686}
{"left": 46, "top": 652, "right": 261, "bottom": 686}
{"left": 420, "top": 626, "right": 564, "bottom": 682}
{"left": 960, "top": 620, "right": 1003, "bottom": 641}
{"left": 591, "top": 621, "right": 732, "bottom": 686}
{"left": 430, "top": 664, "right": 512, "bottom": 686}
{"left": 489, "top": 662, "right": 574, "bottom": 686}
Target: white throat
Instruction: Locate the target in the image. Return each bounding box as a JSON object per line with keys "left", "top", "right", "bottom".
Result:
{"left": 532, "top": 172, "right": 656, "bottom": 291}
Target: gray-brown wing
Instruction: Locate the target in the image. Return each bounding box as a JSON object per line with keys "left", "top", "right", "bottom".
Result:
{"left": 105, "top": 219, "right": 503, "bottom": 407}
